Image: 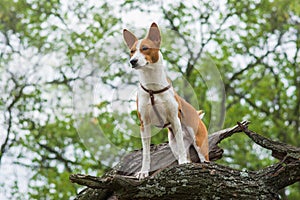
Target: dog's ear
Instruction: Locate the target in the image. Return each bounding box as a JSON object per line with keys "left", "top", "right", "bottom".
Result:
{"left": 123, "top": 29, "right": 138, "bottom": 49}
{"left": 146, "top": 22, "right": 161, "bottom": 47}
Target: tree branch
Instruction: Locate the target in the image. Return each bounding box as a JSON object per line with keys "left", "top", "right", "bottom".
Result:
{"left": 38, "top": 142, "right": 79, "bottom": 172}
{"left": 237, "top": 122, "right": 300, "bottom": 162}
{"left": 0, "top": 73, "right": 31, "bottom": 163}
{"left": 70, "top": 121, "right": 300, "bottom": 199}
{"left": 71, "top": 161, "right": 300, "bottom": 200}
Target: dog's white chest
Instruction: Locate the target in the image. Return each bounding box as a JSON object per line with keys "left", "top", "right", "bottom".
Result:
{"left": 138, "top": 91, "right": 176, "bottom": 128}
{"left": 145, "top": 102, "right": 169, "bottom": 128}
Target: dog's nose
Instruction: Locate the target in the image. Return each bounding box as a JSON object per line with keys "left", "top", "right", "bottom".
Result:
{"left": 130, "top": 59, "right": 138, "bottom": 66}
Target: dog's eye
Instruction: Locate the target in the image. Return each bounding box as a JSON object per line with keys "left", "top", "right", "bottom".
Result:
{"left": 130, "top": 49, "right": 136, "bottom": 54}
{"left": 142, "top": 46, "right": 149, "bottom": 51}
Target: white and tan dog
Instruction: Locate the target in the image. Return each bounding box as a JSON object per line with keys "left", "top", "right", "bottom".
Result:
{"left": 123, "top": 23, "right": 209, "bottom": 179}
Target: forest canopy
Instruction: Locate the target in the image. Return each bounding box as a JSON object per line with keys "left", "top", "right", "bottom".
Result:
{"left": 0, "top": 0, "right": 299, "bottom": 199}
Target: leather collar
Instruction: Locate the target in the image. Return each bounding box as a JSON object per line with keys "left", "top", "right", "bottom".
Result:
{"left": 140, "top": 83, "right": 171, "bottom": 105}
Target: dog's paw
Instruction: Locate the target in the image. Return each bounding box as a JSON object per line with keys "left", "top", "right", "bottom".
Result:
{"left": 204, "top": 160, "right": 210, "bottom": 164}
{"left": 136, "top": 170, "right": 149, "bottom": 180}
{"left": 178, "top": 158, "right": 190, "bottom": 165}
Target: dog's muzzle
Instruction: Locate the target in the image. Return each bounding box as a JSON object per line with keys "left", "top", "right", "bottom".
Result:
{"left": 130, "top": 59, "right": 138, "bottom": 68}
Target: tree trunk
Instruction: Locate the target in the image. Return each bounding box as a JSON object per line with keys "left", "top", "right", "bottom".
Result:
{"left": 70, "top": 121, "right": 300, "bottom": 200}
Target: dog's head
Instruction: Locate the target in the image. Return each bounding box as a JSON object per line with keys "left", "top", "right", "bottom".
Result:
{"left": 123, "top": 23, "right": 161, "bottom": 69}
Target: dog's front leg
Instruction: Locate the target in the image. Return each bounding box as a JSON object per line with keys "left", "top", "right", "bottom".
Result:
{"left": 172, "top": 117, "right": 189, "bottom": 164}
{"left": 137, "top": 124, "right": 151, "bottom": 179}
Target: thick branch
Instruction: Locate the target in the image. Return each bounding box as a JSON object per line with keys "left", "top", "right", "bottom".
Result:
{"left": 71, "top": 161, "right": 300, "bottom": 200}
{"left": 70, "top": 121, "right": 300, "bottom": 200}
{"left": 70, "top": 174, "right": 140, "bottom": 190}
{"left": 256, "top": 160, "right": 300, "bottom": 191}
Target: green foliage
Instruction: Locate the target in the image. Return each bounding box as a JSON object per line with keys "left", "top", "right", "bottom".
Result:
{"left": 1, "top": 0, "right": 299, "bottom": 199}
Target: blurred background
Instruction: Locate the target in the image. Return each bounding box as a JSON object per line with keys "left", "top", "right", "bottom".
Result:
{"left": 0, "top": 0, "right": 299, "bottom": 199}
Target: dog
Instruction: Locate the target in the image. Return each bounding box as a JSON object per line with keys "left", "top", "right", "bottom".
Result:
{"left": 123, "top": 22, "right": 209, "bottom": 179}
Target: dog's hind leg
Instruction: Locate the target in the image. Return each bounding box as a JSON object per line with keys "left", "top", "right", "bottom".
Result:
{"left": 193, "top": 120, "right": 209, "bottom": 162}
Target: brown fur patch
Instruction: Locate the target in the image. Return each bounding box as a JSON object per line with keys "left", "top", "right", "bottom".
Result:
{"left": 129, "top": 41, "right": 139, "bottom": 57}
{"left": 195, "top": 120, "right": 209, "bottom": 161}
{"left": 140, "top": 39, "right": 160, "bottom": 63}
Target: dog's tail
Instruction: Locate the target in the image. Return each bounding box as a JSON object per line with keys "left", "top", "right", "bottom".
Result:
{"left": 197, "top": 110, "right": 205, "bottom": 119}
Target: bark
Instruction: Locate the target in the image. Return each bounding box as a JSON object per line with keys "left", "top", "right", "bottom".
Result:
{"left": 70, "top": 121, "right": 300, "bottom": 200}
